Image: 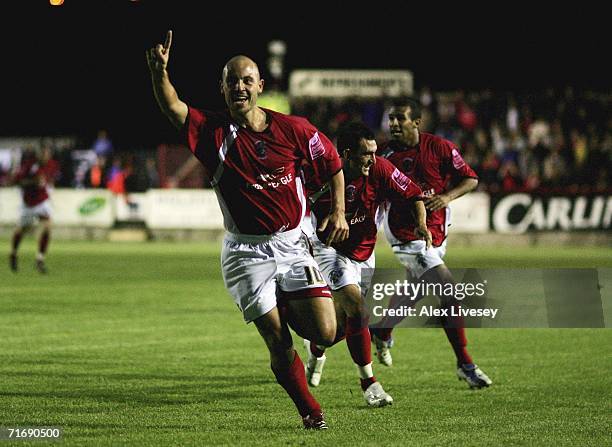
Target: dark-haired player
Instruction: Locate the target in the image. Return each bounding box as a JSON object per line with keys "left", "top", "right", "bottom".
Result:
{"left": 303, "top": 121, "right": 428, "bottom": 405}
{"left": 371, "top": 98, "right": 492, "bottom": 389}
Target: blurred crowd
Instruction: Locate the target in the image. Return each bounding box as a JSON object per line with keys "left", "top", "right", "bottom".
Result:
{"left": 0, "top": 130, "right": 160, "bottom": 195}
{"left": 1, "top": 87, "right": 610, "bottom": 195}
{"left": 294, "top": 86, "right": 611, "bottom": 194}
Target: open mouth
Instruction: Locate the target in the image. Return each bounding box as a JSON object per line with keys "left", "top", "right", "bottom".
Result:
{"left": 390, "top": 129, "right": 403, "bottom": 137}
{"left": 232, "top": 95, "right": 248, "bottom": 105}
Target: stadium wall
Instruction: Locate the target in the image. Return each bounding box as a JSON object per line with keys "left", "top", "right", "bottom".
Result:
{"left": 0, "top": 188, "right": 610, "bottom": 246}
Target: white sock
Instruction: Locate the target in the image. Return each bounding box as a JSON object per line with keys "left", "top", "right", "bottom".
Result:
{"left": 356, "top": 362, "right": 373, "bottom": 380}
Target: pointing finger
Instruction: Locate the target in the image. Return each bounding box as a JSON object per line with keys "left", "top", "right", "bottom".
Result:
{"left": 164, "top": 30, "right": 173, "bottom": 52}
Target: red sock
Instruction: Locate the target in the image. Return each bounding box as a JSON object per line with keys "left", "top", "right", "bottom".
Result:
{"left": 12, "top": 231, "right": 23, "bottom": 253}
{"left": 39, "top": 230, "right": 50, "bottom": 255}
{"left": 372, "top": 327, "right": 393, "bottom": 342}
{"left": 442, "top": 305, "right": 472, "bottom": 365}
{"left": 271, "top": 350, "right": 321, "bottom": 417}
{"left": 360, "top": 377, "right": 376, "bottom": 391}
{"left": 345, "top": 316, "right": 372, "bottom": 367}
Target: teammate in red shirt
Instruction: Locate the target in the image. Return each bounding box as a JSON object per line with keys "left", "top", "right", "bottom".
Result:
{"left": 9, "top": 146, "right": 58, "bottom": 274}
{"left": 147, "top": 31, "right": 349, "bottom": 429}
{"left": 370, "top": 98, "right": 493, "bottom": 389}
{"left": 302, "top": 122, "right": 429, "bottom": 406}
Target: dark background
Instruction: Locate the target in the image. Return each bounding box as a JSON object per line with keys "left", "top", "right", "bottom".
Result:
{"left": 2, "top": 1, "right": 608, "bottom": 149}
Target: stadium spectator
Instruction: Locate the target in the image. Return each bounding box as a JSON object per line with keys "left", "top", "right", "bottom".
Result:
{"left": 9, "top": 85, "right": 607, "bottom": 195}
{"left": 146, "top": 31, "right": 349, "bottom": 430}
{"left": 92, "top": 129, "right": 114, "bottom": 158}
{"left": 9, "top": 146, "right": 59, "bottom": 274}
{"left": 369, "top": 97, "right": 493, "bottom": 389}
{"left": 84, "top": 155, "right": 109, "bottom": 188}
{"left": 293, "top": 86, "right": 610, "bottom": 195}
{"left": 144, "top": 156, "right": 160, "bottom": 189}
{"left": 106, "top": 155, "right": 126, "bottom": 195}
{"left": 302, "top": 121, "right": 428, "bottom": 406}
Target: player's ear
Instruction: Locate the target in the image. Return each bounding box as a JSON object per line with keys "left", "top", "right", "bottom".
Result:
{"left": 414, "top": 118, "right": 422, "bottom": 128}
{"left": 258, "top": 78, "right": 265, "bottom": 93}
{"left": 219, "top": 79, "right": 224, "bottom": 95}
{"left": 342, "top": 148, "right": 350, "bottom": 159}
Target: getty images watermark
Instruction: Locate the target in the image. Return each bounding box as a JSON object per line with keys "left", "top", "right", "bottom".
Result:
{"left": 371, "top": 279, "right": 498, "bottom": 319}
{"left": 365, "top": 268, "right": 611, "bottom": 328}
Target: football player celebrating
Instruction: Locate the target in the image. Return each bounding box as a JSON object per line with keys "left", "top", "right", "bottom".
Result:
{"left": 370, "top": 97, "right": 492, "bottom": 389}
{"left": 147, "top": 31, "right": 350, "bottom": 429}
{"left": 303, "top": 121, "right": 429, "bottom": 406}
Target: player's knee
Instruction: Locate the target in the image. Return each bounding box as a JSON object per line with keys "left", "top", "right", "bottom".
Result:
{"left": 314, "top": 322, "right": 336, "bottom": 347}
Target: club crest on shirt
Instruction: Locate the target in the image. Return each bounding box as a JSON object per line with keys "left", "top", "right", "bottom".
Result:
{"left": 255, "top": 140, "right": 267, "bottom": 159}
{"left": 391, "top": 168, "right": 410, "bottom": 191}
{"left": 345, "top": 184, "right": 357, "bottom": 202}
{"left": 402, "top": 157, "right": 414, "bottom": 173}
{"left": 451, "top": 148, "right": 466, "bottom": 169}
{"left": 309, "top": 132, "right": 326, "bottom": 160}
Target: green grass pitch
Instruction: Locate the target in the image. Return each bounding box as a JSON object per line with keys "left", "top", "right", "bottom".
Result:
{"left": 1, "top": 239, "right": 610, "bottom": 446}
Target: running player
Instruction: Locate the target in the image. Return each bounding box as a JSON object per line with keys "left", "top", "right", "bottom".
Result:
{"left": 147, "top": 31, "right": 349, "bottom": 428}
{"left": 371, "top": 98, "right": 492, "bottom": 389}
{"left": 303, "top": 121, "right": 429, "bottom": 405}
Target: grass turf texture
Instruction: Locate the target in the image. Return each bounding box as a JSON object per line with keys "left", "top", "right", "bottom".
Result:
{"left": 1, "top": 240, "right": 610, "bottom": 446}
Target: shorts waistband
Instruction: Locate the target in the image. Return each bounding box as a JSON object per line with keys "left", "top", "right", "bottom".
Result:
{"left": 224, "top": 226, "right": 302, "bottom": 244}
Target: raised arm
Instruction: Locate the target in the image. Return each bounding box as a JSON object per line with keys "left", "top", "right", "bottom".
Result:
{"left": 146, "top": 30, "right": 188, "bottom": 129}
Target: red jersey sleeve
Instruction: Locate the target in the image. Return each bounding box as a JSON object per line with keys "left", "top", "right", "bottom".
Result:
{"left": 181, "top": 106, "right": 209, "bottom": 154}
{"left": 295, "top": 120, "right": 342, "bottom": 183}
{"left": 374, "top": 156, "right": 424, "bottom": 201}
{"left": 439, "top": 139, "right": 478, "bottom": 179}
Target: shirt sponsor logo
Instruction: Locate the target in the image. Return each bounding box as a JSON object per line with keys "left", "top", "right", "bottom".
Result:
{"left": 391, "top": 168, "right": 410, "bottom": 191}
{"left": 350, "top": 213, "right": 366, "bottom": 225}
{"left": 421, "top": 187, "right": 435, "bottom": 198}
{"left": 251, "top": 171, "right": 294, "bottom": 191}
{"left": 451, "top": 148, "right": 466, "bottom": 169}
{"left": 309, "top": 132, "right": 326, "bottom": 160}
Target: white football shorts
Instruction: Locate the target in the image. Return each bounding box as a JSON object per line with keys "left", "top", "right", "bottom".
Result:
{"left": 383, "top": 205, "right": 450, "bottom": 278}
{"left": 312, "top": 240, "right": 376, "bottom": 299}
{"left": 221, "top": 226, "right": 331, "bottom": 323}
{"left": 20, "top": 199, "right": 52, "bottom": 227}
{"left": 390, "top": 239, "right": 447, "bottom": 279}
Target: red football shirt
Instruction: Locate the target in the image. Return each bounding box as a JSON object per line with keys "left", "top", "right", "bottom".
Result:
{"left": 308, "top": 156, "right": 423, "bottom": 261}
{"left": 14, "top": 158, "right": 59, "bottom": 207}
{"left": 379, "top": 132, "right": 477, "bottom": 246}
{"left": 182, "top": 107, "right": 342, "bottom": 235}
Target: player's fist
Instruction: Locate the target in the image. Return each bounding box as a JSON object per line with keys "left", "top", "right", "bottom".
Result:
{"left": 146, "top": 30, "right": 173, "bottom": 75}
